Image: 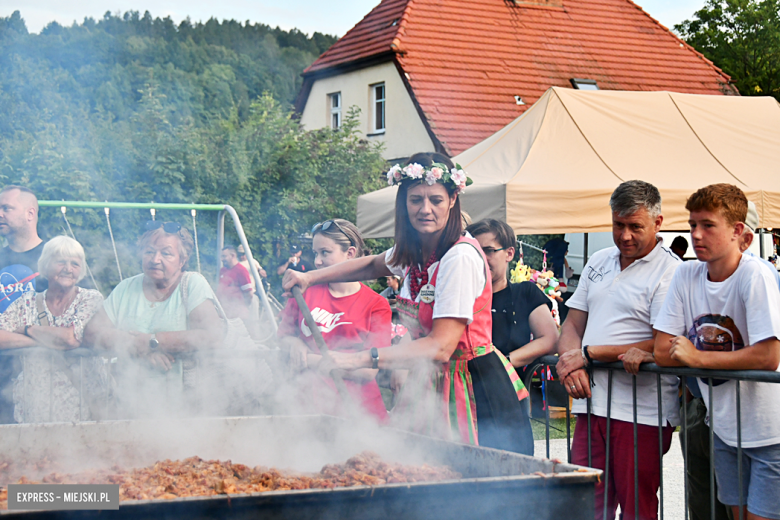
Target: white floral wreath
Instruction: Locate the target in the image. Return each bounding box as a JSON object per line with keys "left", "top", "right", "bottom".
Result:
{"left": 386, "top": 162, "right": 473, "bottom": 194}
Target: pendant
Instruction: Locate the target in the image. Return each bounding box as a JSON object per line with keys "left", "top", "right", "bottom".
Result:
{"left": 419, "top": 283, "right": 435, "bottom": 304}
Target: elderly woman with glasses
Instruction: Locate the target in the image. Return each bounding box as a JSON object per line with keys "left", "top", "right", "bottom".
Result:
{"left": 0, "top": 236, "right": 105, "bottom": 422}
{"left": 84, "top": 222, "right": 223, "bottom": 414}
{"left": 278, "top": 218, "right": 392, "bottom": 422}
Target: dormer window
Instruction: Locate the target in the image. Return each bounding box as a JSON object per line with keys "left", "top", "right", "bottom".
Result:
{"left": 571, "top": 78, "right": 599, "bottom": 90}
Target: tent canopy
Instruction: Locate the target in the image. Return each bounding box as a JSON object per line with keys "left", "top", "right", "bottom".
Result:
{"left": 357, "top": 87, "right": 780, "bottom": 237}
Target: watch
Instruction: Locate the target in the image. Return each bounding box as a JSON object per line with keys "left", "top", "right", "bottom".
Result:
{"left": 149, "top": 334, "right": 160, "bottom": 351}
{"left": 370, "top": 347, "right": 379, "bottom": 369}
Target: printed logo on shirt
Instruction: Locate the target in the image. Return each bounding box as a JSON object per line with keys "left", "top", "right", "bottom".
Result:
{"left": 587, "top": 266, "right": 611, "bottom": 283}
{"left": 300, "top": 307, "right": 353, "bottom": 336}
{"left": 0, "top": 265, "right": 38, "bottom": 313}
{"left": 688, "top": 314, "right": 744, "bottom": 387}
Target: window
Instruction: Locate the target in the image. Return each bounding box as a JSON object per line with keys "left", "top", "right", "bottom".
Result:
{"left": 570, "top": 78, "right": 599, "bottom": 91}
{"left": 371, "top": 83, "right": 385, "bottom": 133}
{"left": 329, "top": 92, "right": 341, "bottom": 129}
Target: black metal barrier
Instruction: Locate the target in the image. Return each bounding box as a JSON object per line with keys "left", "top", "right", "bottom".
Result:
{"left": 535, "top": 354, "right": 780, "bottom": 520}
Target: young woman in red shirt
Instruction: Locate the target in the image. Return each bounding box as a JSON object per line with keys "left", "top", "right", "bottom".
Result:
{"left": 278, "top": 219, "right": 391, "bottom": 422}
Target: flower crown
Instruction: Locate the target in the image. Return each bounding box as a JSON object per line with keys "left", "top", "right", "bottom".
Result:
{"left": 386, "top": 162, "right": 473, "bottom": 194}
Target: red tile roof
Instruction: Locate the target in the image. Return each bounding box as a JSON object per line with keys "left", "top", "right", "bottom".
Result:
{"left": 303, "top": 0, "right": 737, "bottom": 156}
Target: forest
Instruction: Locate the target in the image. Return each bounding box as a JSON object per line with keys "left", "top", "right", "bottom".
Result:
{"left": 0, "top": 10, "right": 387, "bottom": 291}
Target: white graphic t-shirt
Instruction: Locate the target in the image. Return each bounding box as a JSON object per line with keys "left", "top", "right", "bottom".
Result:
{"left": 654, "top": 255, "right": 780, "bottom": 448}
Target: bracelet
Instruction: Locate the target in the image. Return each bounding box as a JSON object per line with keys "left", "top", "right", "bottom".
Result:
{"left": 23, "top": 325, "right": 30, "bottom": 337}
{"left": 583, "top": 345, "right": 593, "bottom": 365}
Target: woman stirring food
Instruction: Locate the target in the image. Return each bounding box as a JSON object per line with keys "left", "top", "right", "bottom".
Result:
{"left": 278, "top": 219, "right": 391, "bottom": 422}
{"left": 284, "top": 153, "right": 529, "bottom": 452}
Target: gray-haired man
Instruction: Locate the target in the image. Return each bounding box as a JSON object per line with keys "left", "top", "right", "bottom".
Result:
{"left": 556, "top": 180, "right": 681, "bottom": 520}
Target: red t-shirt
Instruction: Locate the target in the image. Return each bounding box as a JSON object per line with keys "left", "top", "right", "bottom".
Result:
{"left": 278, "top": 283, "right": 392, "bottom": 422}
{"left": 218, "top": 263, "right": 252, "bottom": 318}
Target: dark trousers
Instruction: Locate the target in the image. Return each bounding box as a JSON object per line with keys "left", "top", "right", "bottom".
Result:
{"left": 572, "top": 414, "right": 674, "bottom": 520}
{"left": 681, "top": 398, "right": 733, "bottom": 520}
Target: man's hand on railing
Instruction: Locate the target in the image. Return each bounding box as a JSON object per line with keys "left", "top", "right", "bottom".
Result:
{"left": 556, "top": 349, "right": 585, "bottom": 380}
{"left": 619, "top": 347, "right": 654, "bottom": 375}
{"left": 562, "top": 368, "right": 591, "bottom": 399}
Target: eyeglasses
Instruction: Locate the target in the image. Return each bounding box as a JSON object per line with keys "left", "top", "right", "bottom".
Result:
{"left": 481, "top": 247, "right": 507, "bottom": 255}
{"left": 312, "top": 220, "right": 354, "bottom": 247}
{"left": 145, "top": 220, "right": 182, "bottom": 234}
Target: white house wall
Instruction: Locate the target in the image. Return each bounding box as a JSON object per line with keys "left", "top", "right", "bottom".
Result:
{"left": 300, "top": 62, "right": 435, "bottom": 160}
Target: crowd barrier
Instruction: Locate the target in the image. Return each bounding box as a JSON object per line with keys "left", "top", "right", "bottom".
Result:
{"left": 533, "top": 354, "right": 780, "bottom": 520}
{"left": 0, "top": 347, "right": 282, "bottom": 422}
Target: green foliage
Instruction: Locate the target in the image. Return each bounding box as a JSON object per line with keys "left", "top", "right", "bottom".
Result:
{"left": 676, "top": 0, "right": 780, "bottom": 99}
{"left": 0, "top": 11, "right": 388, "bottom": 294}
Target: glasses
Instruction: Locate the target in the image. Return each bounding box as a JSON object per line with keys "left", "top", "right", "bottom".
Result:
{"left": 482, "top": 247, "right": 507, "bottom": 256}
{"left": 312, "top": 220, "right": 354, "bottom": 247}
{"left": 145, "top": 220, "right": 182, "bottom": 234}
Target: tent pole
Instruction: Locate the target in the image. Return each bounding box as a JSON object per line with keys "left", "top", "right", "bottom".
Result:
{"left": 583, "top": 233, "right": 589, "bottom": 266}
{"left": 760, "top": 229, "right": 765, "bottom": 258}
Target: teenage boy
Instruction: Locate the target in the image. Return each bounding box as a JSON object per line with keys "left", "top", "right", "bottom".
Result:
{"left": 655, "top": 184, "right": 780, "bottom": 520}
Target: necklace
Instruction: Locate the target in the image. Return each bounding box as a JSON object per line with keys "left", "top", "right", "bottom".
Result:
{"left": 408, "top": 251, "right": 438, "bottom": 300}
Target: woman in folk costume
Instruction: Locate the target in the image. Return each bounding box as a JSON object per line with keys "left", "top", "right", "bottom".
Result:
{"left": 284, "top": 152, "right": 530, "bottom": 452}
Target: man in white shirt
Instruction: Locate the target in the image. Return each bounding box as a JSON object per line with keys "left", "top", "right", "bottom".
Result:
{"left": 556, "top": 180, "right": 680, "bottom": 520}
{"left": 655, "top": 184, "right": 780, "bottom": 520}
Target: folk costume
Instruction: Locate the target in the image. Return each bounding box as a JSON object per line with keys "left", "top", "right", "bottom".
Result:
{"left": 388, "top": 235, "right": 530, "bottom": 452}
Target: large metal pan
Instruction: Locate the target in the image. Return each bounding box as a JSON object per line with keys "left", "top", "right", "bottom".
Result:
{"left": 0, "top": 415, "right": 600, "bottom": 519}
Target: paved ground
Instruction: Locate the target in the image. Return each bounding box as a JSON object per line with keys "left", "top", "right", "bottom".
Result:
{"left": 535, "top": 432, "right": 686, "bottom": 519}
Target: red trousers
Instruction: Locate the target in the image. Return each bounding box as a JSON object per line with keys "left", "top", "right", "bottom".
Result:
{"left": 572, "top": 414, "right": 674, "bottom": 520}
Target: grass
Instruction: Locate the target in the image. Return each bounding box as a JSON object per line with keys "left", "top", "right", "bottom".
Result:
{"left": 531, "top": 415, "right": 576, "bottom": 441}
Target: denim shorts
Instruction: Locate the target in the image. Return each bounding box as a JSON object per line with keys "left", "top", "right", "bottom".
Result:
{"left": 713, "top": 434, "right": 780, "bottom": 519}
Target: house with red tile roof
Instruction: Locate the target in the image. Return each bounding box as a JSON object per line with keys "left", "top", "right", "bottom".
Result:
{"left": 295, "top": 0, "right": 737, "bottom": 161}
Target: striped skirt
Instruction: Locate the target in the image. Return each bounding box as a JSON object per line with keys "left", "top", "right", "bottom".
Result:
{"left": 392, "top": 345, "right": 532, "bottom": 453}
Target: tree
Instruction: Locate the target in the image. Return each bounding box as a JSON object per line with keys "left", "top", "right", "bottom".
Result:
{"left": 675, "top": 0, "right": 780, "bottom": 99}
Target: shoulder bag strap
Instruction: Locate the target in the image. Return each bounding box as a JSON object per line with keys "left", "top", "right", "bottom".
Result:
{"left": 35, "top": 292, "right": 50, "bottom": 326}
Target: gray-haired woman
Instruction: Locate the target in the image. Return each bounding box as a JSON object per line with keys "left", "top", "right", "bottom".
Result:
{"left": 0, "top": 236, "right": 105, "bottom": 422}
{"left": 84, "top": 222, "right": 224, "bottom": 416}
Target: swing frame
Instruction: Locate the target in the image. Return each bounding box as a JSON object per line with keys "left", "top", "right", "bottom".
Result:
{"left": 38, "top": 200, "right": 277, "bottom": 333}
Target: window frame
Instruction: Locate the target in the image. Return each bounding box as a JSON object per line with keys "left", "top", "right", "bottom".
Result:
{"left": 370, "top": 83, "right": 386, "bottom": 134}
{"left": 329, "top": 92, "right": 342, "bottom": 130}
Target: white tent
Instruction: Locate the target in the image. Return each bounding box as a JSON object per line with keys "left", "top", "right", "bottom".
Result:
{"left": 357, "top": 87, "right": 780, "bottom": 237}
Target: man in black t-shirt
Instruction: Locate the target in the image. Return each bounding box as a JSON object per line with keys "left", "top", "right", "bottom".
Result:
{"left": 0, "top": 185, "right": 45, "bottom": 423}
{"left": 466, "top": 219, "right": 558, "bottom": 367}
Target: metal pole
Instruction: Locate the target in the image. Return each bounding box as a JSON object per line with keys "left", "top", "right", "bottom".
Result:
{"left": 223, "top": 205, "right": 277, "bottom": 333}
{"left": 682, "top": 378, "right": 689, "bottom": 520}
{"left": 216, "top": 210, "right": 225, "bottom": 286}
{"left": 633, "top": 375, "right": 639, "bottom": 520}
{"left": 657, "top": 373, "right": 664, "bottom": 520}
{"left": 709, "top": 378, "right": 715, "bottom": 520}
{"left": 603, "top": 370, "right": 613, "bottom": 520}
{"left": 737, "top": 381, "right": 744, "bottom": 520}
{"left": 583, "top": 233, "right": 589, "bottom": 266}
{"left": 759, "top": 228, "right": 765, "bottom": 258}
